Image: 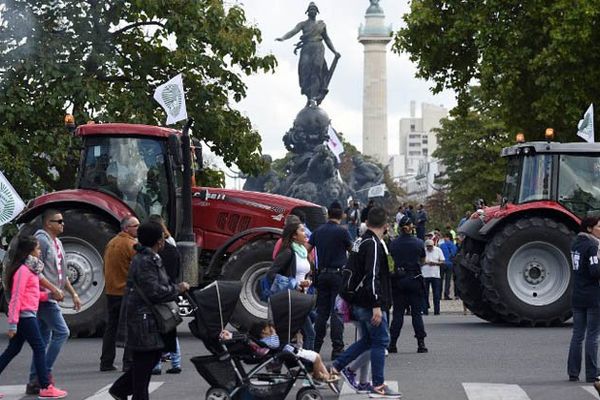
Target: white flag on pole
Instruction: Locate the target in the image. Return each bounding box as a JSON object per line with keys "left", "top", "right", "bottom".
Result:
{"left": 153, "top": 74, "right": 188, "bottom": 125}
{"left": 327, "top": 125, "right": 344, "bottom": 162}
{"left": 0, "top": 171, "right": 25, "bottom": 226}
{"left": 368, "top": 183, "right": 386, "bottom": 198}
{"left": 577, "top": 103, "right": 594, "bottom": 143}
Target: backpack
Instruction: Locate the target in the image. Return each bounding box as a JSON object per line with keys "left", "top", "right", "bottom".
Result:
{"left": 339, "top": 239, "right": 367, "bottom": 303}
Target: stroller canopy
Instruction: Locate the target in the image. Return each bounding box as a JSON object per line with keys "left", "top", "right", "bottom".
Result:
{"left": 269, "top": 290, "right": 315, "bottom": 344}
{"left": 189, "top": 280, "right": 242, "bottom": 342}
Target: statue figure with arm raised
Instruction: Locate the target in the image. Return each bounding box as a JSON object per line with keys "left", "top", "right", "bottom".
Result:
{"left": 276, "top": 2, "right": 341, "bottom": 106}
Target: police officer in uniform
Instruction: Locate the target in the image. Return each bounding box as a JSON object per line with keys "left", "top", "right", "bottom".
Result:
{"left": 388, "top": 215, "right": 428, "bottom": 353}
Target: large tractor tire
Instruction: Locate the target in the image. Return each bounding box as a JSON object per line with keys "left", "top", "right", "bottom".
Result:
{"left": 480, "top": 217, "right": 574, "bottom": 326}
{"left": 221, "top": 239, "right": 276, "bottom": 330}
{"left": 454, "top": 251, "right": 503, "bottom": 323}
{"left": 16, "top": 209, "right": 117, "bottom": 337}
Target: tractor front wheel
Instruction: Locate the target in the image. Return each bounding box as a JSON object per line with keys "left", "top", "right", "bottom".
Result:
{"left": 481, "top": 217, "right": 573, "bottom": 326}
{"left": 221, "top": 239, "right": 276, "bottom": 330}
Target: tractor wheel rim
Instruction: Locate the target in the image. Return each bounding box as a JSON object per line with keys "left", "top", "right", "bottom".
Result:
{"left": 239, "top": 261, "right": 270, "bottom": 320}
{"left": 60, "top": 236, "right": 105, "bottom": 314}
{"left": 506, "top": 241, "right": 570, "bottom": 306}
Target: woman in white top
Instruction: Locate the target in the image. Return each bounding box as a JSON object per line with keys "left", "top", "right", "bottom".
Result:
{"left": 267, "top": 220, "right": 316, "bottom": 349}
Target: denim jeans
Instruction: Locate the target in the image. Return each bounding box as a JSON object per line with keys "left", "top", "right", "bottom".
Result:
{"left": 423, "top": 277, "right": 442, "bottom": 315}
{"left": 568, "top": 307, "right": 600, "bottom": 381}
{"left": 441, "top": 265, "right": 454, "bottom": 298}
{"left": 0, "top": 317, "right": 50, "bottom": 389}
{"left": 313, "top": 271, "right": 344, "bottom": 353}
{"left": 390, "top": 276, "right": 427, "bottom": 343}
{"left": 154, "top": 337, "right": 181, "bottom": 370}
{"left": 347, "top": 321, "right": 370, "bottom": 384}
{"left": 333, "top": 306, "right": 390, "bottom": 387}
{"left": 30, "top": 301, "right": 70, "bottom": 383}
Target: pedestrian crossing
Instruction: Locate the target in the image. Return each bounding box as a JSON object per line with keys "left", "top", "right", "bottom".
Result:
{"left": 0, "top": 381, "right": 596, "bottom": 399}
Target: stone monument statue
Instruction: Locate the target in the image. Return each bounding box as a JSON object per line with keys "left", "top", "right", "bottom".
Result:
{"left": 276, "top": 2, "right": 341, "bottom": 106}
{"left": 244, "top": 2, "right": 386, "bottom": 207}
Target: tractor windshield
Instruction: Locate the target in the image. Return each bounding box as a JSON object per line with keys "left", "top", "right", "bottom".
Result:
{"left": 558, "top": 155, "right": 600, "bottom": 218}
{"left": 79, "top": 137, "right": 170, "bottom": 221}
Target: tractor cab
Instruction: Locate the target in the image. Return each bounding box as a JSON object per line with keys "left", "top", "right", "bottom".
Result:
{"left": 75, "top": 123, "right": 189, "bottom": 230}
{"left": 501, "top": 141, "right": 600, "bottom": 219}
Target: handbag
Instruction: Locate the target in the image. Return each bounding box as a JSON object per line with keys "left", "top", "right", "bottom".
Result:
{"left": 133, "top": 280, "right": 182, "bottom": 334}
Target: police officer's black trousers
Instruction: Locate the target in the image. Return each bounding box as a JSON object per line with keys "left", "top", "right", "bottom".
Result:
{"left": 390, "top": 276, "right": 427, "bottom": 344}
{"left": 313, "top": 271, "right": 344, "bottom": 353}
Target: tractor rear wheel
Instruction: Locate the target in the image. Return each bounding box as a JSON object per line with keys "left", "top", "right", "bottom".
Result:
{"left": 454, "top": 249, "right": 503, "bottom": 323}
{"left": 481, "top": 217, "right": 573, "bottom": 326}
{"left": 15, "top": 209, "right": 117, "bottom": 337}
{"left": 221, "top": 239, "right": 276, "bottom": 330}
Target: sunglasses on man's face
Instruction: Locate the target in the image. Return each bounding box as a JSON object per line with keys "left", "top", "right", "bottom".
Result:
{"left": 50, "top": 219, "right": 64, "bottom": 225}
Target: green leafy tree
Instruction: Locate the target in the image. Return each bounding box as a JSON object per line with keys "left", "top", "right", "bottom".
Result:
{"left": 394, "top": 0, "right": 600, "bottom": 141}
{"left": 0, "top": 0, "right": 275, "bottom": 199}
{"left": 433, "top": 99, "right": 511, "bottom": 211}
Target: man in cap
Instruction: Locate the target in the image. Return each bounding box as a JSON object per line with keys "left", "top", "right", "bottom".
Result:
{"left": 422, "top": 238, "right": 445, "bottom": 315}
{"left": 308, "top": 200, "right": 353, "bottom": 359}
{"left": 389, "top": 215, "right": 428, "bottom": 354}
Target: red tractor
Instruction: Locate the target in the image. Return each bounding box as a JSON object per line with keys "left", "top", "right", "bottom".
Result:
{"left": 7, "top": 122, "right": 325, "bottom": 336}
{"left": 456, "top": 137, "right": 600, "bottom": 325}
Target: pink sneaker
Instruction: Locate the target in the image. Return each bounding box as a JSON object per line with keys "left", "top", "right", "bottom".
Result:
{"left": 38, "top": 384, "right": 67, "bottom": 399}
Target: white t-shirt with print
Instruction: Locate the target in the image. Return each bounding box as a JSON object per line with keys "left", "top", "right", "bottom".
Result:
{"left": 421, "top": 246, "right": 445, "bottom": 278}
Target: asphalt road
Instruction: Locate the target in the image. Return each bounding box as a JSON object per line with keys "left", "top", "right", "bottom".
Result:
{"left": 0, "top": 313, "right": 596, "bottom": 400}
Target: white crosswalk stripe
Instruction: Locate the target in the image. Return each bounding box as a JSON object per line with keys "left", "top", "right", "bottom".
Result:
{"left": 83, "top": 381, "right": 163, "bottom": 400}
{"left": 339, "top": 380, "right": 400, "bottom": 398}
{"left": 462, "top": 383, "right": 531, "bottom": 400}
{"left": 0, "top": 385, "right": 26, "bottom": 400}
{"left": 582, "top": 385, "right": 600, "bottom": 399}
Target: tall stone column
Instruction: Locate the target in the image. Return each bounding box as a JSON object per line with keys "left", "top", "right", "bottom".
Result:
{"left": 358, "top": 1, "right": 392, "bottom": 166}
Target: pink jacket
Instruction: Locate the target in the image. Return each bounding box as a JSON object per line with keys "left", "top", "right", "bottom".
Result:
{"left": 8, "top": 264, "right": 48, "bottom": 330}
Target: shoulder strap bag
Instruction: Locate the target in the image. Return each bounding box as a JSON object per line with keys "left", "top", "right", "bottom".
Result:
{"left": 133, "top": 278, "right": 182, "bottom": 335}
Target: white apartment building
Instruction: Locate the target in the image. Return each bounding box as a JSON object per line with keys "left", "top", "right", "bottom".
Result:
{"left": 391, "top": 101, "right": 448, "bottom": 200}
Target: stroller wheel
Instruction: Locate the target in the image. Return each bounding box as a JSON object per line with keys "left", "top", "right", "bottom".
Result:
{"left": 296, "top": 387, "right": 323, "bottom": 400}
{"left": 206, "top": 387, "right": 231, "bottom": 400}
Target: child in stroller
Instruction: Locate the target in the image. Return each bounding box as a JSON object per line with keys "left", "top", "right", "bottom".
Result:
{"left": 189, "top": 281, "right": 337, "bottom": 400}
{"left": 246, "top": 321, "right": 338, "bottom": 384}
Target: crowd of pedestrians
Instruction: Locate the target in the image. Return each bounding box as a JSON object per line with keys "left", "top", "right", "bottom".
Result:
{"left": 0, "top": 200, "right": 465, "bottom": 399}
{"left": 260, "top": 200, "right": 465, "bottom": 399}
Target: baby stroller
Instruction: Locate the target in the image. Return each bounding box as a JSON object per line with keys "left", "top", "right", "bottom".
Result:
{"left": 189, "top": 282, "right": 327, "bottom": 400}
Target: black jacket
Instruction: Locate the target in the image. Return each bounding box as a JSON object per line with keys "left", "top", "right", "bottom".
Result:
{"left": 352, "top": 230, "right": 392, "bottom": 311}
{"left": 116, "top": 246, "right": 179, "bottom": 352}
{"left": 571, "top": 233, "right": 600, "bottom": 309}
{"left": 268, "top": 248, "right": 298, "bottom": 282}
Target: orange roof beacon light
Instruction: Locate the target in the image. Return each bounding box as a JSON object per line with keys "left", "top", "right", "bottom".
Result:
{"left": 516, "top": 132, "right": 525, "bottom": 143}
{"left": 64, "top": 114, "right": 76, "bottom": 133}
{"left": 545, "top": 128, "right": 555, "bottom": 142}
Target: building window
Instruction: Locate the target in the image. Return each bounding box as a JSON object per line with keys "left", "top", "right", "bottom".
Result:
{"left": 409, "top": 134, "right": 420, "bottom": 139}
{"left": 423, "top": 149, "right": 428, "bottom": 157}
{"left": 409, "top": 151, "right": 420, "bottom": 156}
{"left": 409, "top": 143, "right": 420, "bottom": 147}
{"left": 422, "top": 138, "right": 428, "bottom": 144}
{"left": 410, "top": 124, "right": 415, "bottom": 132}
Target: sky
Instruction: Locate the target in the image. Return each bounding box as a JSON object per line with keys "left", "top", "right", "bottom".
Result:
{"left": 221, "top": 0, "right": 457, "bottom": 187}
